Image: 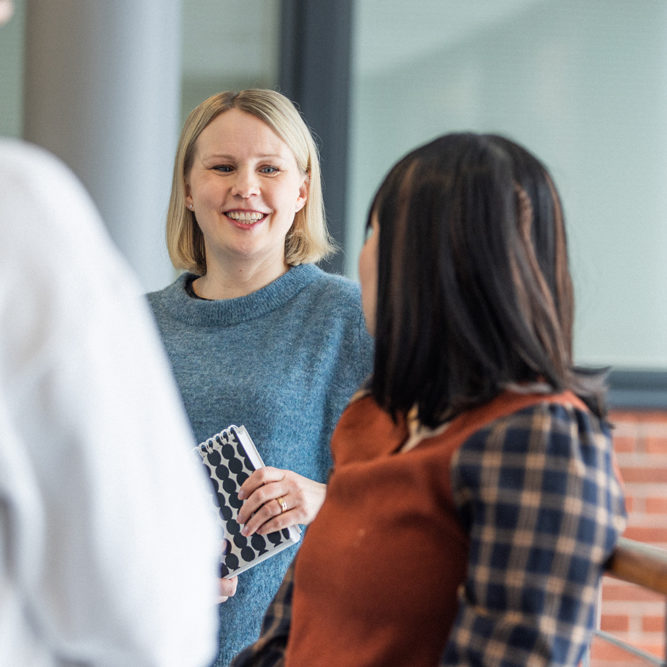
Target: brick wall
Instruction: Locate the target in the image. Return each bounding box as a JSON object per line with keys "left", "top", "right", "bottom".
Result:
{"left": 590, "top": 409, "right": 667, "bottom": 665}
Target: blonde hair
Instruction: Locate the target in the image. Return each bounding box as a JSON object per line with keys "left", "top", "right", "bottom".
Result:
{"left": 166, "top": 89, "right": 335, "bottom": 274}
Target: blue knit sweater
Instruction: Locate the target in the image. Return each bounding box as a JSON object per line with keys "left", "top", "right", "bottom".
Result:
{"left": 147, "top": 264, "right": 373, "bottom": 666}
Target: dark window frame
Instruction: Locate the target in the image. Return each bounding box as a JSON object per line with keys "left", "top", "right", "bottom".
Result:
{"left": 608, "top": 370, "right": 667, "bottom": 411}
{"left": 279, "top": 0, "right": 352, "bottom": 275}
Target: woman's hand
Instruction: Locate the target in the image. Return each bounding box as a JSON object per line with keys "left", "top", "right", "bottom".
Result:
{"left": 219, "top": 576, "right": 238, "bottom": 603}
{"left": 236, "top": 467, "right": 326, "bottom": 536}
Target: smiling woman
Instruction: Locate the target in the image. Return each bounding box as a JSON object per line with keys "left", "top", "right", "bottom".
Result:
{"left": 146, "top": 89, "right": 373, "bottom": 667}
{"left": 183, "top": 108, "right": 308, "bottom": 298}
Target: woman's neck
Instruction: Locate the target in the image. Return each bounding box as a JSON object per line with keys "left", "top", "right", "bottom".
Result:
{"left": 192, "top": 258, "right": 290, "bottom": 300}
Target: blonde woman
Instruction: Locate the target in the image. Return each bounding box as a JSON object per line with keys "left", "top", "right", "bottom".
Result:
{"left": 147, "top": 89, "right": 372, "bottom": 666}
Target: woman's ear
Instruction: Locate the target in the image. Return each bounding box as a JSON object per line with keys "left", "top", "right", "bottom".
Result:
{"left": 295, "top": 174, "right": 309, "bottom": 212}
{"left": 184, "top": 181, "right": 193, "bottom": 210}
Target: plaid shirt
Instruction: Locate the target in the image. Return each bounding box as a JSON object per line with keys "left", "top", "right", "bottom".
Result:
{"left": 233, "top": 398, "right": 626, "bottom": 666}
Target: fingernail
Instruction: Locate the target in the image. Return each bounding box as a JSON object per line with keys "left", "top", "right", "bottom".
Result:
{"left": 237, "top": 490, "right": 245, "bottom": 499}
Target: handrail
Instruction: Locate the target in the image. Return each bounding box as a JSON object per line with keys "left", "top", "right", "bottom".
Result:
{"left": 605, "top": 537, "right": 667, "bottom": 595}
{"left": 584, "top": 537, "right": 667, "bottom": 666}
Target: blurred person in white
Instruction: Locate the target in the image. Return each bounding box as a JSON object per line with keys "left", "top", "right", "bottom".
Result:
{"left": 0, "top": 140, "right": 224, "bottom": 666}
{"left": 0, "top": 3, "right": 223, "bottom": 658}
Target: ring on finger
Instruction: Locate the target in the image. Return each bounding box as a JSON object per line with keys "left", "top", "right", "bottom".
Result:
{"left": 276, "top": 496, "right": 288, "bottom": 513}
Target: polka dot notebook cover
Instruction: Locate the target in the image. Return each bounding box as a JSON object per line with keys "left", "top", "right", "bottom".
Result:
{"left": 195, "top": 425, "right": 301, "bottom": 578}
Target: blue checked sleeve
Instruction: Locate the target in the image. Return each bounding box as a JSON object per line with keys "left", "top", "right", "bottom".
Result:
{"left": 230, "top": 561, "right": 294, "bottom": 667}
{"left": 442, "top": 402, "right": 626, "bottom": 666}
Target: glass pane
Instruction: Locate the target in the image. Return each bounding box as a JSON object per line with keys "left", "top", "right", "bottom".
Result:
{"left": 0, "top": 0, "right": 25, "bottom": 138}
{"left": 181, "top": 0, "right": 279, "bottom": 123}
{"left": 348, "top": 0, "right": 667, "bottom": 370}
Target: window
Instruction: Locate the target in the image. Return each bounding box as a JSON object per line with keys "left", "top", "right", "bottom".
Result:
{"left": 348, "top": 0, "right": 667, "bottom": 376}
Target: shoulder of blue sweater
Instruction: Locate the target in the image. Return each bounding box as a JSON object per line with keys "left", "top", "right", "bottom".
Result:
{"left": 146, "top": 272, "right": 190, "bottom": 300}
{"left": 301, "top": 264, "right": 361, "bottom": 298}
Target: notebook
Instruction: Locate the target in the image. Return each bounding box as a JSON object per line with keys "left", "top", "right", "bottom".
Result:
{"left": 195, "top": 425, "right": 301, "bottom": 578}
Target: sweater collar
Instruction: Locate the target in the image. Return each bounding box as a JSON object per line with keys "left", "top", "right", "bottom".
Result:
{"left": 163, "top": 264, "right": 321, "bottom": 327}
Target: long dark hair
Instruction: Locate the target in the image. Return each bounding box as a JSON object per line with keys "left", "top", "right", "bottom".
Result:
{"left": 368, "top": 132, "right": 606, "bottom": 427}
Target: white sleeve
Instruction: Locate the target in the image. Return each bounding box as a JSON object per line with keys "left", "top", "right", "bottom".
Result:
{"left": 0, "top": 141, "right": 220, "bottom": 667}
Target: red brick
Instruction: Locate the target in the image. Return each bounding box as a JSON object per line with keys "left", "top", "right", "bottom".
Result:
{"left": 609, "top": 411, "right": 641, "bottom": 424}
{"left": 600, "top": 582, "right": 631, "bottom": 600}
{"left": 589, "top": 639, "right": 650, "bottom": 664}
{"left": 642, "top": 614, "right": 666, "bottom": 632}
{"left": 622, "top": 525, "right": 667, "bottom": 543}
{"left": 636, "top": 411, "right": 667, "bottom": 424}
{"left": 600, "top": 614, "right": 630, "bottom": 631}
{"left": 602, "top": 581, "right": 664, "bottom": 602}
{"left": 613, "top": 435, "right": 637, "bottom": 453}
{"left": 641, "top": 644, "right": 666, "bottom": 659}
{"left": 620, "top": 468, "right": 667, "bottom": 483}
{"left": 646, "top": 497, "right": 667, "bottom": 514}
{"left": 646, "top": 436, "right": 667, "bottom": 454}
{"left": 596, "top": 408, "right": 667, "bottom": 664}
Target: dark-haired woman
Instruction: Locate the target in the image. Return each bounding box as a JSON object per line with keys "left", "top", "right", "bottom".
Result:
{"left": 233, "top": 133, "right": 626, "bottom": 666}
